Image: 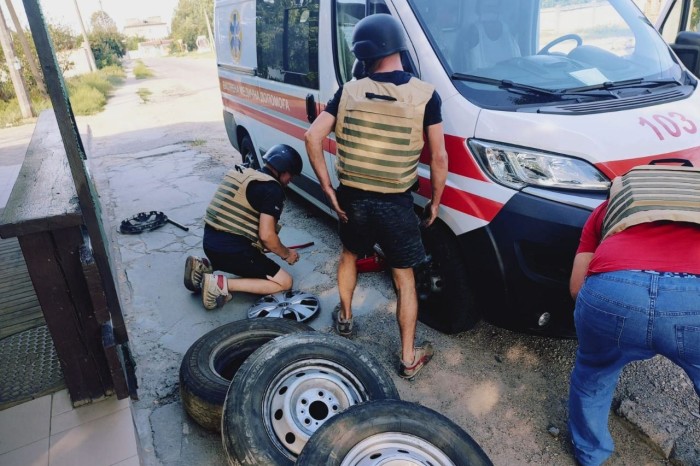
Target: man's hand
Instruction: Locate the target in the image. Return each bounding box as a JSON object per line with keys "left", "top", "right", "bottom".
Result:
{"left": 422, "top": 200, "right": 439, "bottom": 227}
{"left": 324, "top": 187, "right": 348, "bottom": 223}
{"left": 284, "top": 248, "right": 300, "bottom": 265}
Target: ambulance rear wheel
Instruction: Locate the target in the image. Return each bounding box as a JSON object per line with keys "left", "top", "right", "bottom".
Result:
{"left": 240, "top": 135, "right": 259, "bottom": 169}
{"left": 416, "top": 222, "right": 480, "bottom": 334}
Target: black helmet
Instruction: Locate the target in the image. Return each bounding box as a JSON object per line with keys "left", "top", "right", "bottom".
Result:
{"left": 351, "top": 14, "right": 407, "bottom": 61}
{"left": 262, "top": 144, "right": 303, "bottom": 176}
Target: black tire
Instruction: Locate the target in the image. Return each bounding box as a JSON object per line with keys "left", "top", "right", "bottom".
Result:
{"left": 179, "top": 319, "right": 313, "bottom": 432}
{"left": 239, "top": 135, "right": 259, "bottom": 169}
{"left": 416, "top": 221, "right": 480, "bottom": 333}
{"left": 222, "top": 332, "right": 400, "bottom": 466}
{"left": 296, "top": 399, "right": 493, "bottom": 466}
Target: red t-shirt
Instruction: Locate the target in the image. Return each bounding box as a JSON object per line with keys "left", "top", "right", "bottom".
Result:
{"left": 577, "top": 200, "right": 700, "bottom": 275}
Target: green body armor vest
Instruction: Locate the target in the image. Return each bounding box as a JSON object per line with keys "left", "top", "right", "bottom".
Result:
{"left": 204, "top": 167, "right": 280, "bottom": 248}
{"left": 335, "top": 77, "right": 434, "bottom": 193}
{"left": 602, "top": 165, "right": 700, "bottom": 239}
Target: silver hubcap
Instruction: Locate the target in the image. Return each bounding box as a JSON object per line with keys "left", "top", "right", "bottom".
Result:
{"left": 248, "top": 290, "right": 320, "bottom": 322}
{"left": 340, "top": 433, "right": 456, "bottom": 466}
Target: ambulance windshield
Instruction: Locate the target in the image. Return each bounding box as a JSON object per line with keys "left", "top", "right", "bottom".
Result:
{"left": 411, "top": 0, "right": 691, "bottom": 106}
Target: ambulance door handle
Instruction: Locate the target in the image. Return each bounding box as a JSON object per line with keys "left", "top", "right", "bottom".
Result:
{"left": 306, "top": 94, "right": 317, "bottom": 123}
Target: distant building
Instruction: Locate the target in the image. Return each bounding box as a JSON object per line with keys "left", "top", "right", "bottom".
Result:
{"left": 123, "top": 16, "right": 169, "bottom": 40}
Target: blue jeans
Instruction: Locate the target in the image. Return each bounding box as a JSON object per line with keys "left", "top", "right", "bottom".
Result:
{"left": 568, "top": 270, "right": 700, "bottom": 466}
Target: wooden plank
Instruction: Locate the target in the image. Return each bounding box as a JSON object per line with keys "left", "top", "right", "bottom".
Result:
{"left": 0, "top": 237, "right": 44, "bottom": 339}
{"left": 53, "top": 227, "right": 113, "bottom": 394}
{"left": 0, "top": 112, "right": 83, "bottom": 239}
{"left": 18, "top": 231, "right": 108, "bottom": 403}
{"left": 102, "top": 323, "right": 129, "bottom": 399}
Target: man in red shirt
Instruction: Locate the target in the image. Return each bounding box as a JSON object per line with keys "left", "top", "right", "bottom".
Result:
{"left": 568, "top": 164, "right": 700, "bottom": 466}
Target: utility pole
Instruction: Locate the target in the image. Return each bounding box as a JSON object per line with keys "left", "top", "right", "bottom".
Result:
{"left": 0, "top": 3, "right": 33, "bottom": 118}
{"left": 5, "top": 0, "right": 46, "bottom": 94}
{"left": 203, "top": 7, "right": 215, "bottom": 52}
{"left": 72, "top": 0, "right": 97, "bottom": 71}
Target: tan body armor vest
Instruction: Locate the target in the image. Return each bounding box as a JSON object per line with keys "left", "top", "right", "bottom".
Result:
{"left": 204, "top": 167, "right": 280, "bottom": 247}
{"left": 335, "top": 77, "right": 434, "bottom": 193}
{"left": 602, "top": 165, "right": 700, "bottom": 239}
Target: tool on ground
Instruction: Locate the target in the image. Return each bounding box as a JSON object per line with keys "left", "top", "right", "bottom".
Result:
{"left": 119, "top": 211, "right": 189, "bottom": 234}
{"left": 263, "top": 241, "right": 314, "bottom": 253}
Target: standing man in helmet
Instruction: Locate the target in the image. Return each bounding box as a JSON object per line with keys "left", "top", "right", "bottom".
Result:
{"left": 305, "top": 13, "right": 448, "bottom": 379}
{"left": 183, "top": 144, "right": 303, "bottom": 310}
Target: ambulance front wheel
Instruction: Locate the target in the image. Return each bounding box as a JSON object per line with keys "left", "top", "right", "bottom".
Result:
{"left": 240, "top": 135, "right": 260, "bottom": 169}
{"left": 415, "top": 221, "right": 480, "bottom": 334}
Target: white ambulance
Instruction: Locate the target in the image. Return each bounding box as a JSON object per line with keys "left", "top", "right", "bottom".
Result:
{"left": 214, "top": 0, "right": 700, "bottom": 336}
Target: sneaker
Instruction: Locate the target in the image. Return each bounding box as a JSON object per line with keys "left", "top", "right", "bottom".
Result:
{"left": 399, "top": 341, "right": 434, "bottom": 380}
{"left": 331, "top": 304, "right": 353, "bottom": 337}
{"left": 184, "top": 256, "right": 213, "bottom": 292}
{"left": 201, "top": 274, "right": 232, "bottom": 310}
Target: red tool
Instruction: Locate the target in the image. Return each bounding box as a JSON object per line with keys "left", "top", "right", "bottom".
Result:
{"left": 356, "top": 252, "right": 386, "bottom": 273}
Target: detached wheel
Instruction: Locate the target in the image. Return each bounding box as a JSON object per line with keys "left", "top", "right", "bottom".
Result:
{"left": 222, "top": 332, "right": 399, "bottom": 466}
{"left": 297, "top": 399, "right": 493, "bottom": 466}
{"left": 416, "top": 222, "right": 480, "bottom": 333}
{"left": 239, "top": 135, "right": 259, "bottom": 169}
{"left": 179, "top": 319, "right": 313, "bottom": 432}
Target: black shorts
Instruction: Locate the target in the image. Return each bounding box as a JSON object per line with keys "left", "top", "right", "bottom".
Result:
{"left": 337, "top": 187, "right": 426, "bottom": 269}
{"left": 204, "top": 245, "right": 281, "bottom": 279}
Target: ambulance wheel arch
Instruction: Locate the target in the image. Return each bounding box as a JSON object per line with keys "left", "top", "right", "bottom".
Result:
{"left": 239, "top": 135, "right": 260, "bottom": 169}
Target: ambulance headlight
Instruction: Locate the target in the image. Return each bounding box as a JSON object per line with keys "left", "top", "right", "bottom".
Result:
{"left": 469, "top": 140, "right": 610, "bottom": 191}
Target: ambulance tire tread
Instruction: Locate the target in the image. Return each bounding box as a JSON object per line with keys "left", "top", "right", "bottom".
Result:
{"left": 221, "top": 333, "right": 399, "bottom": 466}
{"left": 296, "top": 400, "right": 493, "bottom": 466}
{"left": 417, "top": 221, "right": 480, "bottom": 334}
{"left": 240, "top": 135, "right": 259, "bottom": 169}
{"left": 179, "top": 319, "right": 313, "bottom": 432}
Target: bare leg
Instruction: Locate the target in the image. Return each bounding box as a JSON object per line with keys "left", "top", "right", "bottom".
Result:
{"left": 391, "top": 267, "right": 418, "bottom": 364}
{"left": 337, "top": 247, "right": 358, "bottom": 320}
{"left": 227, "top": 268, "right": 293, "bottom": 295}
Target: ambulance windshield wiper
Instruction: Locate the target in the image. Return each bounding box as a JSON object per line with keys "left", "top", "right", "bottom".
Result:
{"left": 452, "top": 73, "right": 558, "bottom": 95}
{"left": 451, "top": 73, "right": 613, "bottom": 99}
{"left": 563, "top": 77, "right": 682, "bottom": 94}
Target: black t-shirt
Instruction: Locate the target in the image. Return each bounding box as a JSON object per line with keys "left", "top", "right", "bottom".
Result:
{"left": 324, "top": 70, "right": 442, "bottom": 127}
{"left": 203, "top": 168, "right": 285, "bottom": 253}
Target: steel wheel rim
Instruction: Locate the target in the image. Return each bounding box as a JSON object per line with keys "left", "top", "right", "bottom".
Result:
{"left": 247, "top": 290, "right": 320, "bottom": 322}
{"left": 340, "top": 433, "right": 456, "bottom": 466}
{"left": 263, "top": 359, "right": 367, "bottom": 459}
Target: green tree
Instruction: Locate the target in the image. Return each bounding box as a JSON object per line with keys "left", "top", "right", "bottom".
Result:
{"left": 0, "top": 23, "right": 69, "bottom": 101}
{"left": 89, "top": 30, "right": 126, "bottom": 68}
{"left": 171, "top": 0, "right": 214, "bottom": 51}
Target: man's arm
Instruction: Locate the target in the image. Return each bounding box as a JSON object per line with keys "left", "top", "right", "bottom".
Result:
{"left": 259, "top": 213, "right": 298, "bottom": 265}
{"left": 304, "top": 111, "right": 347, "bottom": 222}
{"left": 569, "top": 252, "right": 593, "bottom": 300}
{"left": 423, "top": 122, "right": 448, "bottom": 227}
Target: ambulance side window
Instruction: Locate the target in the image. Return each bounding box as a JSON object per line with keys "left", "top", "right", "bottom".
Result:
{"left": 333, "top": 0, "right": 390, "bottom": 84}
{"left": 257, "top": 0, "right": 320, "bottom": 89}
{"left": 335, "top": 0, "right": 365, "bottom": 84}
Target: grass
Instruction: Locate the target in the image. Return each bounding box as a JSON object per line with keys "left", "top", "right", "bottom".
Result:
{"left": 133, "top": 60, "right": 154, "bottom": 79}
{"left": 0, "top": 65, "right": 128, "bottom": 126}
{"left": 137, "top": 88, "right": 152, "bottom": 103}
